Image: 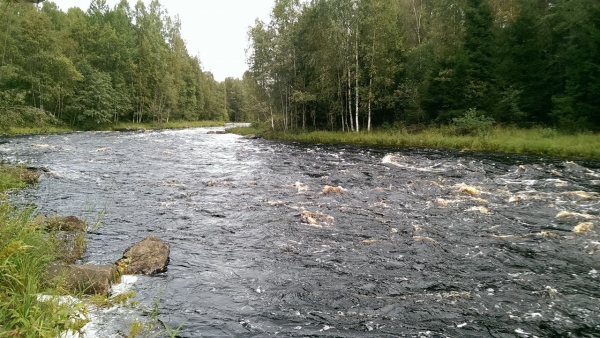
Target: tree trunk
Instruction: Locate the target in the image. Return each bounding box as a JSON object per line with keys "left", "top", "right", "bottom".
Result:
{"left": 368, "top": 30, "right": 375, "bottom": 133}
{"left": 368, "top": 77, "right": 372, "bottom": 132}
{"left": 411, "top": 0, "right": 423, "bottom": 46}
{"left": 302, "top": 103, "right": 306, "bottom": 131}
{"left": 411, "top": 0, "right": 423, "bottom": 71}
{"left": 280, "top": 89, "right": 286, "bottom": 131}
{"left": 339, "top": 75, "right": 345, "bottom": 132}
{"left": 267, "top": 91, "right": 274, "bottom": 130}
{"left": 347, "top": 64, "right": 354, "bottom": 131}
{"left": 1, "top": 15, "right": 11, "bottom": 73}
{"left": 355, "top": 24, "right": 359, "bottom": 133}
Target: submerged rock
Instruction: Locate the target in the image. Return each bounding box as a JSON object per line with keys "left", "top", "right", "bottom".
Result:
{"left": 466, "top": 206, "right": 491, "bottom": 214}
{"left": 322, "top": 185, "right": 344, "bottom": 195}
{"left": 573, "top": 222, "right": 594, "bottom": 234}
{"left": 47, "top": 263, "right": 118, "bottom": 295}
{"left": 115, "top": 235, "right": 170, "bottom": 275}
{"left": 556, "top": 211, "right": 597, "bottom": 219}
{"left": 456, "top": 183, "right": 480, "bottom": 196}
{"left": 300, "top": 210, "right": 334, "bottom": 227}
{"left": 292, "top": 181, "right": 310, "bottom": 193}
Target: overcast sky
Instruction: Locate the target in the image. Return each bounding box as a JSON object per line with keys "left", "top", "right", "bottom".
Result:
{"left": 49, "top": 0, "right": 275, "bottom": 81}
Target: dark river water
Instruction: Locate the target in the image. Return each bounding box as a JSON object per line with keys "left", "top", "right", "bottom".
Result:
{"left": 2, "top": 129, "right": 600, "bottom": 337}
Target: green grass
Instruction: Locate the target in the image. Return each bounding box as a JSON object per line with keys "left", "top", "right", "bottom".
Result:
{"left": 226, "top": 126, "right": 262, "bottom": 136}
{"left": 230, "top": 126, "right": 600, "bottom": 159}
{"left": 0, "top": 199, "right": 88, "bottom": 337}
{"left": 6, "top": 125, "right": 76, "bottom": 136}
{"left": 0, "top": 166, "right": 41, "bottom": 192}
{"left": 0, "top": 169, "right": 88, "bottom": 337}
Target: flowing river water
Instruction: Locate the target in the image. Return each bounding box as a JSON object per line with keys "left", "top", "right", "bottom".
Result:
{"left": 1, "top": 128, "right": 599, "bottom": 337}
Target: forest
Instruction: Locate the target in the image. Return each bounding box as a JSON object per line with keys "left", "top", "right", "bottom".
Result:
{"left": 0, "top": 0, "right": 598, "bottom": 134}
{"left": 0, "top": 0, "right": 246, "bottom": 130}
{"left": 246, "top": 0, "right": 600, "bottom": 133}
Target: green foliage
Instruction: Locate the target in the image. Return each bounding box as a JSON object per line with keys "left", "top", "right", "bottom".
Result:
{"left": 68, "top": 63, "right": 115, "bottom": 126}
{"left": 163, "top": 320, "right": 186, "bottom": 338}
{"left": 127, "top": 320, "right": 145, "bottom": 338}
{"left": 452, "top": 108, "right": 495, "bottom": 136}
{"left": 0, "top": 0, "right": 227, "bottom": 130}
{"left": 1, "top": 0, "right": 599, "bottom": 133}
{"left": 89, "top": 290, "right": 136, "bottom": 308}
{"left": 245, "top": 0, "right": 600, "bottom": 133}
{"left": 0, "top": 107, "right": 58, "bottom": 133}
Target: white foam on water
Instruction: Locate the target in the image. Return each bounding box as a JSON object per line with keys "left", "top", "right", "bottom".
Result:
{"left": 382, "top": 154, "right": 445, "bottom": 172}
{"left": 111, "top": 275, "right": 138, "bottom": 295}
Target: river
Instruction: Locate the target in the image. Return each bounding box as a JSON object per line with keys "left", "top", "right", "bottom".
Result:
{"left": 2, "top": 128, "right": 599, "bottom": 337}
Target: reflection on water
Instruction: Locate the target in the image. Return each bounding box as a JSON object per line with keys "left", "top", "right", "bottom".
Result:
{"left": 3, "top": 128, "right": 600, "bottom": 337}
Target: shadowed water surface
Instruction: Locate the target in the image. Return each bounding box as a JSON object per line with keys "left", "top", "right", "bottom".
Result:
{"left": 2, "top": 129, "right": 599, "bottom": 337}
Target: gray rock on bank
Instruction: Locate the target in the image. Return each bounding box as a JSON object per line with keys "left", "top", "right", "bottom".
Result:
{"left": 47, "top": 263, "right": 119, "bottom": 295}
{"left": 43, "top": 226, "right": 170, "bottom": 295}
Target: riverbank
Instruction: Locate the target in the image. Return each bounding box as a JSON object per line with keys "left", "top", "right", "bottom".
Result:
{"left": 229, "top": 126, "right": 600, "bottom": 159}
{"left": 3, "top": 120, "right": 226, "bottom": 136}
{"left": 0, "top": 167, "right": 88, "bottom": 336}
{"left": 0, "top": 165, "right": 178, "bottom": 337}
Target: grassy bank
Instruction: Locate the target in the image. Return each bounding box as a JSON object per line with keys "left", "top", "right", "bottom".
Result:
{"left": 91, "top": 120, "right": 224, "bottom": 131}
{"left": 0, "top": 168, "right": 87, "bottom": 337}
{"left": 3, "top": 120, "right": 225, "bottom": 136}
{"left": 226, "top": 126, "right": 262, "bottom": 136}
{"left": 0, "top": 166, "right": 41, "bottom": 192}
{"left": 6, "top": 125, "right": 77, "bottom": 135}
{"left": 231, "top": 126, "right": 600, "bottom": 159}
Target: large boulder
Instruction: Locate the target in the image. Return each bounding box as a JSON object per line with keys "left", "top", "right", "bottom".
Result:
{"left": 47, "top": 263, "right": 118, "bottom": 295}
{"left": 115, "top": 235, "right": 170, "bottom": 275}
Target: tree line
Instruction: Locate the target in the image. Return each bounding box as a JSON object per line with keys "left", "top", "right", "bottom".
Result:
{"left": 245, "top": 0, "right": 600, "bottom": 132}
{"left": 0, "top": 0, "right": 258, "bottom": 130}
